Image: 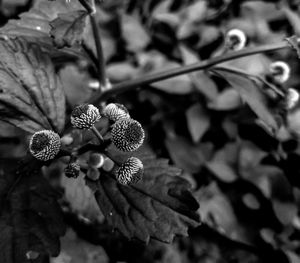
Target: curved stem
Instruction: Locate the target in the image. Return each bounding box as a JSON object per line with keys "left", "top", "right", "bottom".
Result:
{"left": 91, "top": 39, "right": 298, "bottom": 104}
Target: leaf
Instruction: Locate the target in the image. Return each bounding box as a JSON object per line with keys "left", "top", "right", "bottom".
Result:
{"left": 208, "top": 88, "right": 242, "bottom": 110}
{"left": 0, "top": 159, "right": 66, "bottom": 263}
{"left": 165, "top": 136, "right": 205, "bottom": 173}
{"left": 50, "top": 10, "right": 88, "bottom": 48}
{"left": 121, "top": 14, "right": 151, "bottom": 52}
{"left": 206, "top": 161, "right": 237, "bottom": 183}
{"left": 211, "top": 67, "right": 279, "bottom": 134}
{"left": 0, "top": 0, "right": 87, "bottom": 60}
{"left": 0, "top": 37, "right": 66, "bottom": 133}
{"left": 186, "top": 104, "right": 210, "bottom": 143}
{"left": 87, "top": 150, "right": 200, "bottom": 243}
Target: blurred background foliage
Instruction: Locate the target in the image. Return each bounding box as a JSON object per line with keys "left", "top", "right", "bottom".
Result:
{"left": 1, "top": 0, "right": 300, "bottom": 262}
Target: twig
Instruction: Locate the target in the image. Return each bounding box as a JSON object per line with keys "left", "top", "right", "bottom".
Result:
{"left": 91, "top": 125, "right": 104, "bottom": 144}
{"left": 79, "top": 0, "right": 107, "bottom": 87}
{"left": 91, "top": 39, "right": 299, "bottom": 104}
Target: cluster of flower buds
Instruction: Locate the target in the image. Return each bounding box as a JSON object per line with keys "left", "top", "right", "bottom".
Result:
{"left": 269, "top": 61, "right": 291, "bottom": 84}
{"left": 29, "top": 130, "right": 61, "bottom": 161}
{"left": 71, "top": 104, "right": 101, "bottom": 129}
{"left": 225, "top": 29, "right": 247, "bottom": 51}
{"left": 116, "top": 157, "right": 144, "bottom": 185}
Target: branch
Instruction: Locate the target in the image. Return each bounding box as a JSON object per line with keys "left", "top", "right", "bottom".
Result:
{"left": 79, "top": 0, "right": 107, "bottom": 87}
{"left": 91, "top": 39, "right": 298, "bottom": 104}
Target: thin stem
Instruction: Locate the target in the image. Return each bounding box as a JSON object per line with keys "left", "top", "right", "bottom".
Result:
{"left": 79, "top": 0, "right": 107, "bottom": 87}
{"left": 91, "top": 39, "right": 299, "bottom": 103}
{"left": 91, "top": 125, "right": 104, "bottom": 144}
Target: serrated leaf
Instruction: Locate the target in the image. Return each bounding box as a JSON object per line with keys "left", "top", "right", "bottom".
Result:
{"left": 88, "top": 151, "right": 200, "bottom": 243}
{"left": 211, "top": 67, "right": 279, "bottom": 134}
{"left": 0, "top": 158, "right": 66, "bottom": 263}
{"left": 0, "top": 37, "right": 66, "bottom": 133}
{"left": 50, "top": 10, "right": 88, "bottom": 48}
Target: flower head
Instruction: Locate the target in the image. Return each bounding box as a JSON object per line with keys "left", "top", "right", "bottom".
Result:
{"left": 65, "top": 162, "right": 80, "bottom": 178}
{"left": 270, "top": 61, "right": 290, "bottom": 83}
{"left": 29, "top": 130, "right": 61, "bottom": 161}
{"left": 225, "top": 29, "right": 247, "bottom": 51}
{"left": 116, "top": 157, "right": 143, "bottom": 185}
{"left": 102, "top": 103, "right": 130, "bottom": 122}
{"left": 71, "top": 104, "right": 101, "bottom": 129}
{"left": 111, "top": 118, "right": 145, "bottom": 152}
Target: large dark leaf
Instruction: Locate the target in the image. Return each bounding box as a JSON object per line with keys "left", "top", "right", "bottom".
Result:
{"left": 0, "top": 158, "right": 66, "bottom": 263}
{"left": 0, "top": 37, "right": 66, "bottom": 133}
{"left": 50, "top": 10, "right": 88, "bottom": 48}
{"left": 210, "top": 67, "right": 280, "bottom": 134}
{"left": 88, "top": 150, "right": 200, "bottom": 243}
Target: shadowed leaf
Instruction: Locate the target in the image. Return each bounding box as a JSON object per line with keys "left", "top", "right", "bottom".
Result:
{"left": 87, "top": 150, "right": 200, "bottom": 243}
{"left": 50, "top": 10, "right": 88, "bottom": 48}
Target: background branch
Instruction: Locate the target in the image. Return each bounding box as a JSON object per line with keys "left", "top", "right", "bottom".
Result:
{"left": 91, "top": 39, "right": 298, "bottom": 104}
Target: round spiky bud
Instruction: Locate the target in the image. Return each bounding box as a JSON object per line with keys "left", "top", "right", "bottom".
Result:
{"left": 65, "top": 162, "right": 80, "bottom": 178}
{"left": 88, "top": 153, "right": 105, "bottom": 168}
{"left": 269, "top": 61, "right": 290, "bottom": 83}
{"left": 29, "top": 130, "right": 61, "bottom": 161}
{"left": 286, "top": 88, "right": 299, "bottom": 109}
{"left": 102, "top": 103, "right": 130, "bottom": 122}
{"left": 116, "top": 157, "right": 143, "bottom": 185}
{"left": 71, "top": 104, "right": 101, "bottom": 129}
{"left": 225, "top": 29, "right": 247, "bottom": 51}
{"left": 111, "top": 119, "right": 145, "bottom": 152}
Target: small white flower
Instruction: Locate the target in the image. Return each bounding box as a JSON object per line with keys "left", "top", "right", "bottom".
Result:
{"left": 286, "top": 88, "right": 299, "bottom": 109}
{"left": 270, "top": 61, "right": 291, "bottom": 83}
{"left": 225, "top": 29, "right": 247, "bottom": 51}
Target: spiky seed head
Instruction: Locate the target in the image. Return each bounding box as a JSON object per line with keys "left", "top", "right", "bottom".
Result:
{"left": 225, "top": 29, "right": 247, "bottom": 51}
{"left": 111, "top": 118, "right": 145, "bottom": 152}
{"left": 64, "top": 162, "right": 80, "bottom": 178}
{"left": 71, "top": 104, "right": 101, "bottom": 129}
{"left": 286, "top": 88, "right": 299, "bottom": 109}
{"left": 88, "top": 153, "right": 105, "bottom": 168}
{"left": 87, "top": 167, "right": 100, "bottom": 181}
{"left": 270, "top": 61, "right": 290, "bottom": 83}
{"left": 29, "top": 130, "right": 61, "bottom": 161}
{"left": 102, "top": 103, "right": 130, "bottom": 122}
{"left": 116, "top": 157, "right": 143, "bottom": 185}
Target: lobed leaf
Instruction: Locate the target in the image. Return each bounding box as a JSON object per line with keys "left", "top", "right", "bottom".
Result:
{"left": 0, "top": 37, "right": 66, "bottom": 133}
{"left": 88, "top": 151, "right": 200, "bottom": 243}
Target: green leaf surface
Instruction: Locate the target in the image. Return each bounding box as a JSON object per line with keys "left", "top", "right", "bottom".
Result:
{"left": 211, "top": 67, "right": 279, "bottom": 134}
{"left": 50, "top": 10, "right": 88, "bottom": 48}
{"left": 0, "top": 37, "right": 66, "bottom": 133}
{"left": 87, "top": 150, "right": 200, "bottom": 243}
{"left": 0, "top": 158, "right": 66, "bottom": 263}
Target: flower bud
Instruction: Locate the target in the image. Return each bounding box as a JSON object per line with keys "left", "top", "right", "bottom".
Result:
{"left": 286, "top": 88, "right": 299, "bottom": 109}
{"left": 86, "top": 167, "right": 100, "bottom": 181}
{"left": 102, "top": 158, "right": 115, "bottom": 172}
{"left": 29, "top": 130, "right": 61, "bottom": 161}
{"left": 116, "top": 157, "right": 143, "bottom": 185}
{"left": 269, "top": 61, "right": 290, "bottom": 83}
{"left": 88, "top": 153, "right": 105, "bottom": 168}
{"left": 111, "top": 118, "right": 145, "bottom": 152}
{"left": 225, "top": 29, "right": 247, "bottom": 51}
{"left": 71, "top": 104, "right": 101, "bottom": 129}
{"left": 102, "top": 103, "right": 130, "bottom": 122}
{"left": 65, "top": 162, "right": 80, "bottom": 178}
